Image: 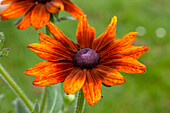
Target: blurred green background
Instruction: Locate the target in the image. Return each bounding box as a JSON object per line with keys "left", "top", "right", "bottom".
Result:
{"left": 0, "top": 0, "right": 170, "bottom": 112}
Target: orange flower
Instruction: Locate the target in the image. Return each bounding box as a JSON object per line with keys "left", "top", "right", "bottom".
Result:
{"left": 0, "top": 0, "right": 84, "bottom": 30}
{"left": 24, "top": 15, "right": 149, "bottom": 106}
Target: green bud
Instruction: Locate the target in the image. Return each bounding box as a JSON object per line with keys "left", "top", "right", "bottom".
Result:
{"left": 63, "top": 93, "right": 76, "bottom": 105}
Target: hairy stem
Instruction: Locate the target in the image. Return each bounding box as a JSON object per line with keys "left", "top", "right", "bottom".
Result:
{"left": 75, "top": 89, "right": 85, "bottom": 113}
{"left": 0, "top": 64, "right": 33, "bottom": 112}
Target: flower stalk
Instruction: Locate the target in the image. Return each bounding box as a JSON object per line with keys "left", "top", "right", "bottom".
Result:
{"left": 0, "top": 64, "right": 34, "bottom": 112}
{"left": 40, "top": 87, "right": 47, "bottom": 113}
{"left": 75, "top": 89, "right": 85, "bottom": 113}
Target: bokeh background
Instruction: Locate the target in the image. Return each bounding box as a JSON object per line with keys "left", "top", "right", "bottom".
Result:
{"left": 0, "top": 0, "right": 170, "bottom": 112}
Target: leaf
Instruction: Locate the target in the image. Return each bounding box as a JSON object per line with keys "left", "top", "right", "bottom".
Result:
{"left": 0, "top": 32, "right": 5, "bottom": 49}
{"left": 32, "top": 99, "right": 39, "bottom": 113}
{"left": 46, "top": 84, "right": 63, "bottom": 113}
{"left": 0, "top": 48, "right": 10, "bottom": 57}
{"left": 13, "top": 98, "right": 29, "bottom": 113}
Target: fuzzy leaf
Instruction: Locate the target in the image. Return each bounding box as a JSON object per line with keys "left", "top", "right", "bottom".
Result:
{"left": 13, "top": 99, "right": 29, "bottom": 113}
{"left": 46, "top": 84, "right": 63, "bottom": 113}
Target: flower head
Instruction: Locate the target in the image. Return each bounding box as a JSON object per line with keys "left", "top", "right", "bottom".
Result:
{"left": 0, "top": 0, "right": 84, "bottom": 30}
{"left": 24, "top": 15, "right": 149, "bottom": 106}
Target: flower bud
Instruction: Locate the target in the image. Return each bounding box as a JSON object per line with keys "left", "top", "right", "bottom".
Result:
{"left": 63, "top": 94, "right": 76, "bottom": 105}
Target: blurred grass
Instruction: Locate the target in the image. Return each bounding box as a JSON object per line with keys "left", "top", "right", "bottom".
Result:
{"left": 0, "top": 0, "right": 170, "bottom": 112}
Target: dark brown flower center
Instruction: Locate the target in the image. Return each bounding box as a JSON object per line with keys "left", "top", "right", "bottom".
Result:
{"left": 34, "top": 0, "right": 50, "bottom": 4}
{"left": 73, "top": 48, "right": 99, "bottom": 69}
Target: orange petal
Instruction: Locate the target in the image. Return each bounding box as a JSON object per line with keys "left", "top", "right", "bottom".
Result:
{"left": 92, "top": 16, "right": 117, "bottom": 51}
{"left": 38, "top": 32, "right": 74, "bottom": 56}
{"left": 62, "top": 0, "right": 84, "bottom": 20}
{"left": 17, "top": 10, "right": 32, "bottom": 30}
{"left": 47, "top": 22, "right": 79, "bottom": 52}
{"left": 31, "top": 4, "right": 50, "bottom": 30}
{"left": 76, "top": 15, "right": 95, "bottom": 48}
{"left": 63, "top": 68, "right": 86, "bottom": 94}
{"left": 93, "top": 65, "right": 125, "bottom": 86}
{"left": 0, "top": 0, "right": 34, "bottom": 20}
{"left": 45, "top": 0, "right": 64, "bottom": 13}
{"left": 119, "top": 46, "right": 149, "bottom": 59}
{"left": 1, "top": 0, "right": 16, "bottom": 4}
{"left": 82, "top": 70, "right": 101, "bottom": 106}
{"left": 29, "top": 62, "right": 74, "bottom": 87}
{"left": 101, "top": 55, "right": 147, "bottom": 74}
{"left": 27, "top": 43, "right": 73, "bottom": 61}
{"left": 24, "top": 61, "right": 55, "bottom": 76}
{"left": 24, "top": 61, "right": 74, "bottom": 76}
{"left": 114, "top": 32, "right": 138, "bottom": 48}
{"left": 98, "top": 32, "right": 138, "bottom": 57}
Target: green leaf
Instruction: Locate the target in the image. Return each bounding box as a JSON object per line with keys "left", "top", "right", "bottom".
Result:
{"left": 0, "top": 48, "right": 10, "bottom": 57}
{"left": 0, "top": 32, "right": 5, "bottom": 49}
{"left": 13, "top": 98, "right": 29, "bottom": 113}
{"left": 32, "top": 99, "right": 39, "bottom": 113}
{"left": 46, "top": 84, "right": 63, "bottom": 113}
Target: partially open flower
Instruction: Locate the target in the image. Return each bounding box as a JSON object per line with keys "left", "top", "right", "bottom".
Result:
{"left": 24, "top": 15, "right": 149, "bottom": 106}
{"left": 0, "top": 0, "right": 84, "bottom": 30}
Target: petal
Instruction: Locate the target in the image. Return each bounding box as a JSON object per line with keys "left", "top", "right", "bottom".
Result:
{"left": 63, "top": 68, "right": 86, "bottom": 94}
{"left": 17, "top": 10, "right": 32, "bottom": 30}
{"left": 27, "top": 43, "right": 73, "bottom": 61}
{"left": 45, "top": 0, "right": 64, "bottom": 13}
{"left": 119, "top": 46, "right": 149, "bottom": 59}
{"left": 76, "top": 15, "right": 95, "bottom": 48}
{"left": 92, "top": 16, "right": 117, "bottom": 51}
{"left": 24, "top": 61, "right": 74, "bottom": 76}
{"left": 62, "top": 0, "right": 84, "bottom": 20}
{"left": 38, "top": 32, "right": 74, "bottom": 56}
{"left": 0, "top": 0, "right": 34, "bottom": 20}
{"left": 31, "top": 4, "right": 50, "bottom": 30}
{"left": 82, "top": 70, "right": 102, "bottom": 106}
{"left": 1, "top": 0, "right": 15, "bottom": 4}
{"left": 93, "top": 65, "right": 126, "bottom": 86}
{"left": 101, "top": 55, "right": 147, "bottom": 74}
{"left": 47, "top": 22, "right": 79, "bottom": 52}
{"left": 98, "top": 32, "right": 138, "bottom": 57}
{"left": 25, "top": 62, "right": 74, "bottom": 87}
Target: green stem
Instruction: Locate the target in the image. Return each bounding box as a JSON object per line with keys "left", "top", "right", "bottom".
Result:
{"left": 75, "top": 89, "right": 85, "bottom": 113}
{"left": 0, "top": 64, "right": 34, "bottom": 112}
{"left": 40, "top": 87, "right": 47, "bottom": 113}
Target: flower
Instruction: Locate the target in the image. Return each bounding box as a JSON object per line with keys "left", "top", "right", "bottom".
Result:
{"left": 0, "top": 0, "right": 84, "bottom": 30}
{"left": 24, "top": 15, "right": 149, "bottom": 106}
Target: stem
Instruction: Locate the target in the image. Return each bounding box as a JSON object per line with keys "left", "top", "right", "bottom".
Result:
{"left": 0, "top": 64, "right": 33, "bottom": 112}
{"left": 75, "top": 89, "right": 85, "bottom": 113}
{"left": 40, "top": 87, "right": 47, "bottom": 113}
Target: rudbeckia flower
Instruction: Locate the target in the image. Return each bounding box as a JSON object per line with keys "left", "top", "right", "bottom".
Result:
{"left": 24, "top": 15, "right": 149, "bottom": 106}
{"left": 0, "top": 0, "right": 84, "bottom": 30}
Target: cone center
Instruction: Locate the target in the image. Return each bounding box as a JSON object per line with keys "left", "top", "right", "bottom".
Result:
{"left": 73, "top": 48, "right": 99, "bottom": 69}
{"left": 35, "top": 0, "right": 50, "bottom": 3}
